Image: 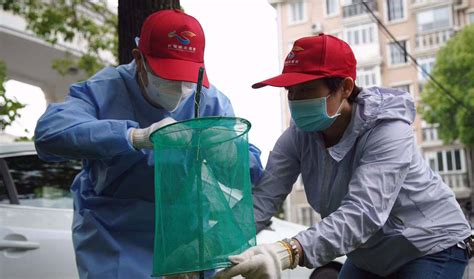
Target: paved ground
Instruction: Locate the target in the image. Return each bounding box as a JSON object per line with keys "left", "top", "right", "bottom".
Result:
{"left": 464, "top": 258, "right": 474, "bottom": 279}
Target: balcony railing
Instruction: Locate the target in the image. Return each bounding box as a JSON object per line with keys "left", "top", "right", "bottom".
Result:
{"left": 441, "top": 173, "right": 470, "bottom": 199}
{"left": 412, "top": 0, "right": 439, "bottom": 5}
{"left": 342, "top": 0, "right": 377, "bottom": 18}
{"left": 415, "top": 29, "right": 455, "bottom": 51}
{"left": 412, "top": 0, "right": 463, "bottom": 5}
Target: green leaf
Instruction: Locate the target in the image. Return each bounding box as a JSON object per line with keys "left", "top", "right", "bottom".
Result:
{"left": 419, "top": 24, "right": 474, "bottom": 147}
{"left": 0, "top": 60, "right": 26, "bottom": 130}
{"left": 2, "top": 0, "right": 118, "bottom": 79}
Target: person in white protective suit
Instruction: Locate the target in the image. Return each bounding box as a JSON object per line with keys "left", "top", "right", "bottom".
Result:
{"left": 35, "top": 9, "right": 263, "bottom": 279}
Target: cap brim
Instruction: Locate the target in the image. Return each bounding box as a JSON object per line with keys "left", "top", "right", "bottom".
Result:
{"left": 145, "top": 56, "right": 210, "bottom": 88}
{"left": 252, "top": 72, "right": 325, "bottom": 89}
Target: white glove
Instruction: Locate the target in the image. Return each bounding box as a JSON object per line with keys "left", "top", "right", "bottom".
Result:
{"left": 129, "top": 117, "right": 176, "bottom": 149}
{"left": 214, "top": 243, "right": 291, "bottom": 279}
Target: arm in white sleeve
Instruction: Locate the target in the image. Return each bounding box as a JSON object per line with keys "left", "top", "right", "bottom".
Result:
{"left": 34, "top": 81, "right": 139, "bottom": 161}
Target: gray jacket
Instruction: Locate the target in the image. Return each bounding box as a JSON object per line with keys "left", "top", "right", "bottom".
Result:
{"left": 253, "top": 87, "right": 470, "bottom": 276}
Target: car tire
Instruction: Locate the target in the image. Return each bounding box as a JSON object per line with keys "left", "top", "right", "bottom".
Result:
{"left": 310, "top": 265, "right": 340, "bottom": 279}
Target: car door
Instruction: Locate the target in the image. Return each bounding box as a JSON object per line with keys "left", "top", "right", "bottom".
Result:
{"left": 0, "top": 153, "right": 81, "bottom": 279}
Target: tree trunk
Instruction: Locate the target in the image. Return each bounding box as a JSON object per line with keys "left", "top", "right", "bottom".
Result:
{"left": 118, "top": 0, "right": 181, "bottom": 64}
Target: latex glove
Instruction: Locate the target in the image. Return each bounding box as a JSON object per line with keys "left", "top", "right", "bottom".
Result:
{"left": 129, "top": 117, "right": 176, "bottom": 149}
{"left": 214, "top": 243, "right": 291, "bottom": 279}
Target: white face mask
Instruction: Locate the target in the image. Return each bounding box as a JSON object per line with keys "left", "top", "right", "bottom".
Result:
{"left": 140, "top": 62, "right": 195, "bottom": 111}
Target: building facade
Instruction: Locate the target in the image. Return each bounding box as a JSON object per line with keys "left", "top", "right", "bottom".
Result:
{"left": 268, "top": 0, "right": 474, "bottom": 226}
{"left": 0, "top": 6, "right": 115, "bottom": 142}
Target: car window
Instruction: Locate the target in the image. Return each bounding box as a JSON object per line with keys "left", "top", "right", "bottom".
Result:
{"left": 5, "top": 155, "right": 82, "bottom": 209}
{"left": 0, "top": 173, "right": 9, "bottom": 204}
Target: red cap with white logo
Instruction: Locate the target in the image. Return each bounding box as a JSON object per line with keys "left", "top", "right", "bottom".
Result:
{"left": 252, "top": 34, "right": 356, "bottom": 89}
{"left": 138, "top": 9, "right": 209, "bottom": 88}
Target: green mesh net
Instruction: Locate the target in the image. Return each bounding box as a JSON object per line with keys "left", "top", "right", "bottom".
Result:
{"left": 150, "top": 117, "right": 256, "bottom": 277}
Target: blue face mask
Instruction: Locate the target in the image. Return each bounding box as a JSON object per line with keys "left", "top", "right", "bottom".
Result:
{"left": 288, "top": 96, "right": 343, "bottom": 132}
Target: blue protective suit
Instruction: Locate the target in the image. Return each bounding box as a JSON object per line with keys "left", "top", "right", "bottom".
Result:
{"left": 253, "top": 87, "right": 471, "bottom": 276}
{"left": 34, "top": 61, "right": 263, "bottom": 279}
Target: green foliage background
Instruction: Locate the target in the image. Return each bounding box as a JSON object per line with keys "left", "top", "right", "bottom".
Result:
{"left": 419, "top": 24, "right": 474, "bottom": 147}
{"left": 0, "top": 0, "right": 117, "bottom": 131}
{"left": 0, "top": 61, "right": 25, "bottom": 130}
{"left": 2, "top": 0, "right": 118, "bottom": 76}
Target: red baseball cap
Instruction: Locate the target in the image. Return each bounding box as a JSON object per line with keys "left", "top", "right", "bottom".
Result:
{"left": 138, "top": 9, "right": 209, "bottom": 88}
{"left": 252, "top": 34, "right": 356, "bottom": 89}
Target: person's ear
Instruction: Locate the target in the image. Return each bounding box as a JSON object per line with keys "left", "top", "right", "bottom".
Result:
{"left": 132, "top": 48, "right": 147, "bottom": 87}
{"left": 132, "top": 48, "right": 143, "bottom": 71}
{"left": 341, "top": 77, "right": 354, "bottom": 99}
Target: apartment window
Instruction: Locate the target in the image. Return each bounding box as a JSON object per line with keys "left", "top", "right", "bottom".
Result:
{"left": 344, "top": 23, "right": 376, "bottom": 46}
{"left": 389, "top": 40, "right": 408, "bottom": 65}
{"left": 437, "top": 152, "right": 444, "bottom": 171}
{"left": 447, "top": 150, "right": 454, "bottom": 171}
{"left": 356, "top": 67, "right": 379, "bottom": 88}
{"left": 387, "top": 0, "right": 404, "bottom": 21}
{"left": 289, "top": 1, "right": 307, "bottom": 24}
{"left": 416, "top": 6, "right": 452, "bottom": 33}
{"left": 454, "top": 150, "right": 462, "bottom": 170}
{"left": 468, "top": 12, "right": 474, "bottom": 24}
{"left": 326, "top": 0, "right": 339, "bottom": 16}
{"left": 422, "top": 126, "right": 438, "bottom": 142}
{"left": 444, "top": 150, "right": 463, "bottom": 171}
{"left": 418, "top": 57, "right": 435, "bottom": 81}
{"left": 426, "top": 149, "right": 465, "bottom": 173}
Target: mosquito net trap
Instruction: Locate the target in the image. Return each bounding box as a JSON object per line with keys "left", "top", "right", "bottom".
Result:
{"left": 150, "top": 116, "right": 256, "bottom": 277}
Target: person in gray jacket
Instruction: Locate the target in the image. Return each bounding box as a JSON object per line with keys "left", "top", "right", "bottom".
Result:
{"left": 215, "top": 34, "right": 471, "bottom": 279}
